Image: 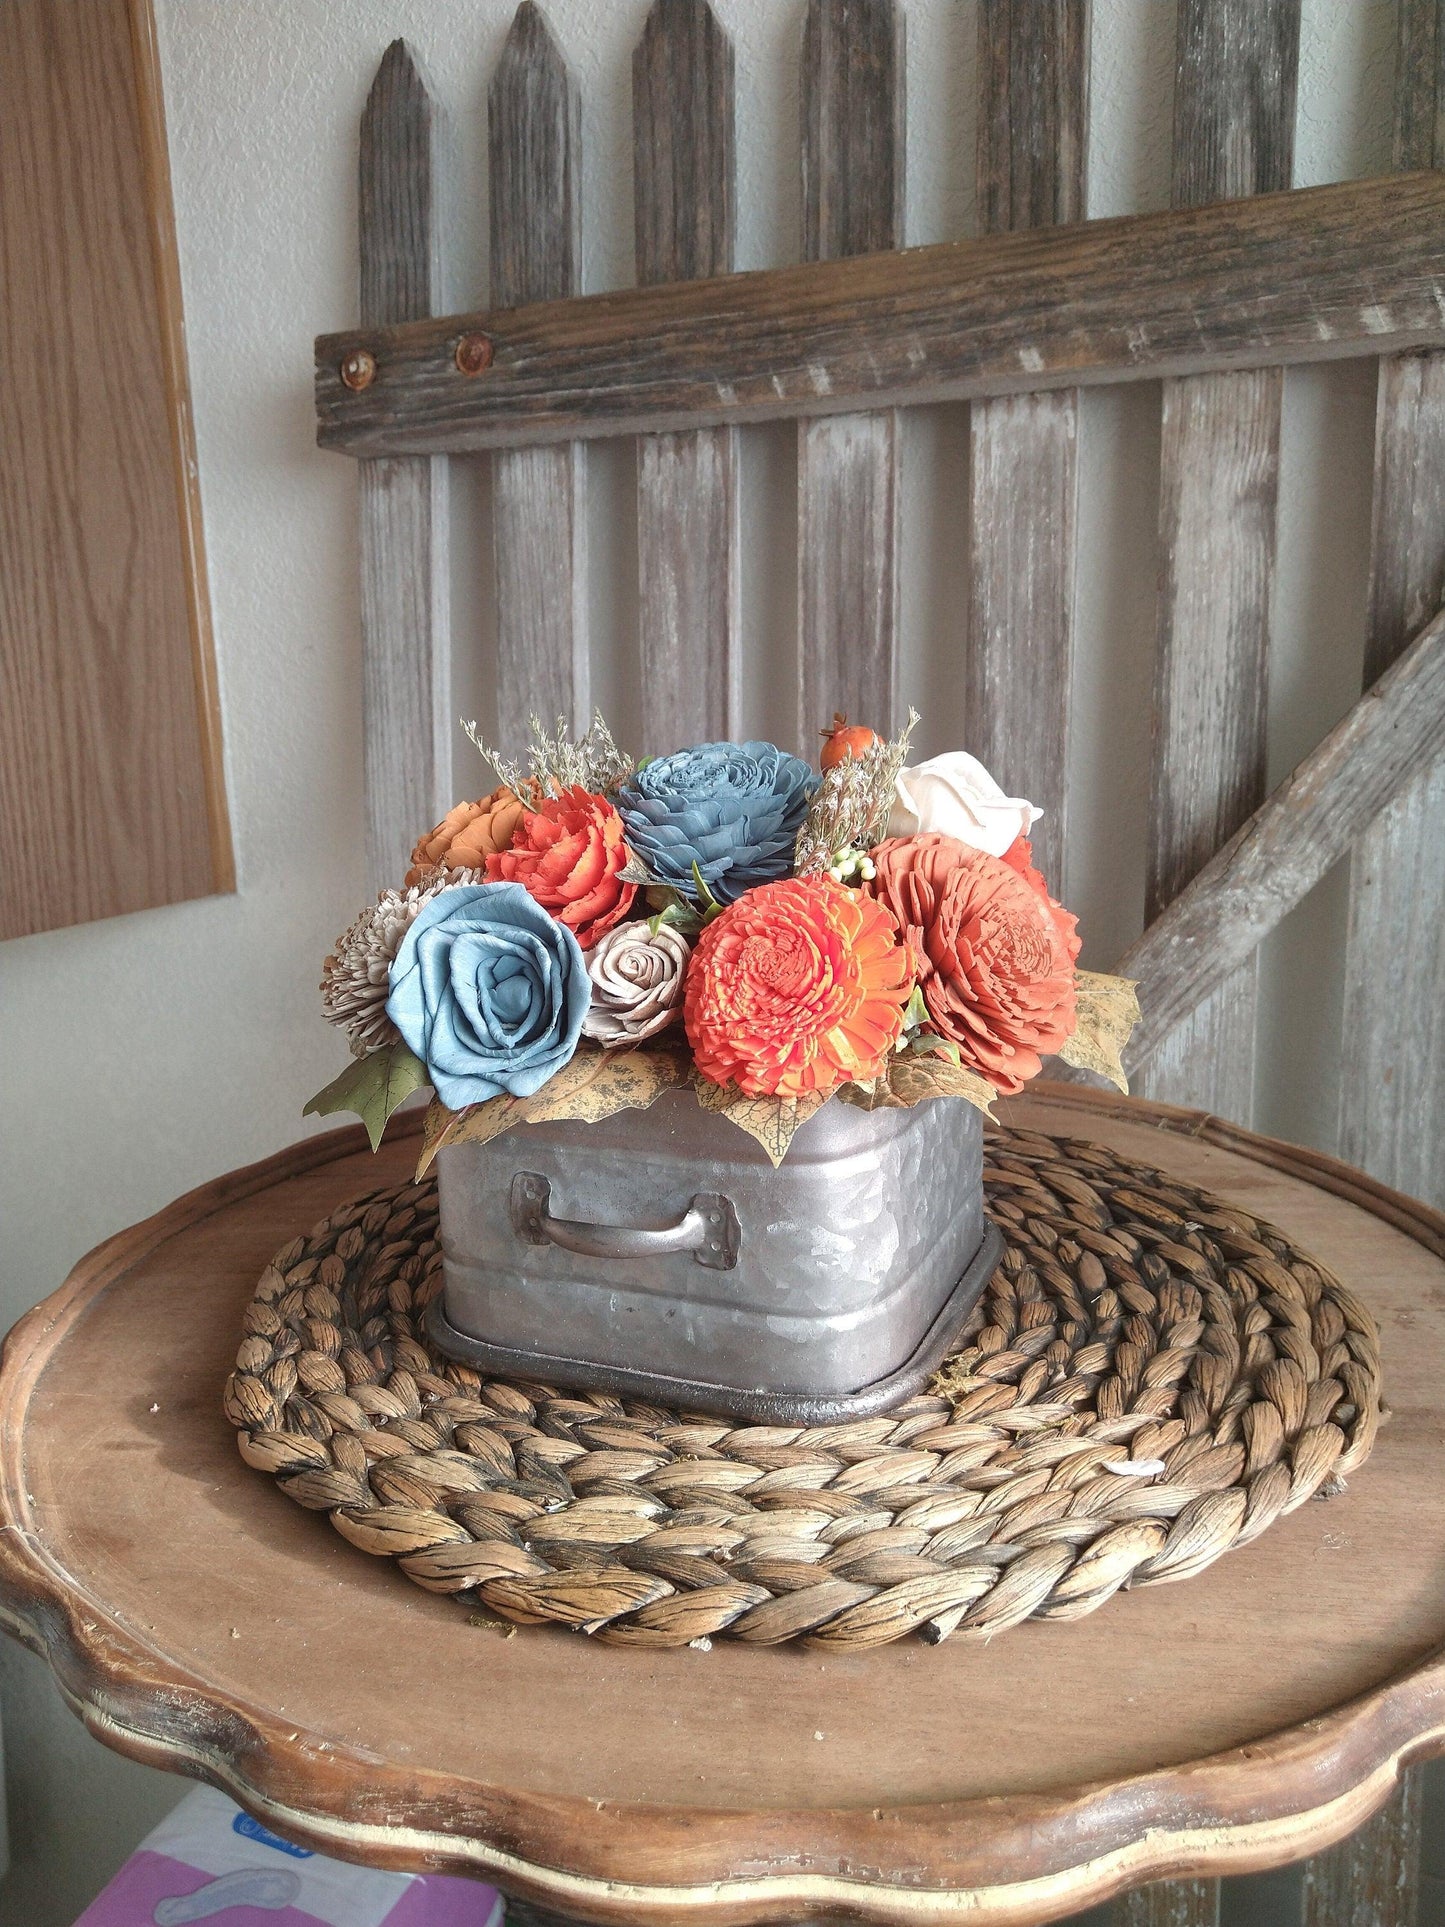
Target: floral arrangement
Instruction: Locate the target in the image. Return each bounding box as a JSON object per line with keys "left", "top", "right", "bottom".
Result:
{"left": 307, "top": 711, "right": 1140, "bottom": 1168}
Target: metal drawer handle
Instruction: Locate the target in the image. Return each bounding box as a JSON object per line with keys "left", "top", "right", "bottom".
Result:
{"left": 510, "top": 1173, "right": 739, "bottom": 1270}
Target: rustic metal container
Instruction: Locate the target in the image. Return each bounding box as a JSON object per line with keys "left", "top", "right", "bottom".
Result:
{"left": 427, "top": 1089, "right": 1001, "bottom": 1423}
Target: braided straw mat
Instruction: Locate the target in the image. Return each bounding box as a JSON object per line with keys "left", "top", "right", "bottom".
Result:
{"left": 225, "top": 1127, "right": 1383, "bottom": 1649}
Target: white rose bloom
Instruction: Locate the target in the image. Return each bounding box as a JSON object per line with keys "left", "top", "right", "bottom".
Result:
{"left": 887, "top": 752, "right": 1041, "bottom": 856}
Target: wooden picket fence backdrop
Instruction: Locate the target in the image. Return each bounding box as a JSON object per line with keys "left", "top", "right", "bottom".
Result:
{"left": 316, "top": 2, "right": 1445, "bottom": 1922}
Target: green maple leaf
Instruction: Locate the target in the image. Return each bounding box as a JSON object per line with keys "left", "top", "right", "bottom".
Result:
{"left": 303, "top": 1041, "right": 429, "bottom": 1151}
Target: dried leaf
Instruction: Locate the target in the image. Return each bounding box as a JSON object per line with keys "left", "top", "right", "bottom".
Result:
{"left": 522, "top": 1039, "right": 692, "bottom": 1125}
{"left": 884, "top": 1052, "right": 997, "bottom": 1117}
{"left": 1056, "top": 971, "right": 1141, "bottom": 1094}
{"left": 415, "top": 1092, "right": 521, "bottom": 1178}
{"left": 415, "top": 1041, "right": 693, "bottom": 1178}
{"left": 691, "top": 1076, "right": 828, "bottom": 1166}
{"left": 513, "top": 1045, "right": 608, "bottom": 1122}
{"left": 835, "top": 1076, "right": 909, "bottom": 1112}
{"left": 303, "top": 1041, "right": 428, "bottom": 1152}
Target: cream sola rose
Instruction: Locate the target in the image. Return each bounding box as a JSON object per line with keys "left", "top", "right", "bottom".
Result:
{"left": 887, "top": 751, "right": 1040, "bottom": 856}
{"left": 582, "top": 921, "right": 691, "bottom": 1046}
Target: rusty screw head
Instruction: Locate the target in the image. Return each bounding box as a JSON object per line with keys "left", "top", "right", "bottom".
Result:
{"left": 339, "top": 347, "right": 376, "bottom": 392}
{"left": 455, "top": 331, "right": 494, "bottom": 376}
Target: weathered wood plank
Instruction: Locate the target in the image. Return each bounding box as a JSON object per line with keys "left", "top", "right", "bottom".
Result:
{"left": 1138, "top": 0, "right": 1298, "bottom": 1124}
{"left": 1391, "top": 0, "right": 1443, "bottom": 176}
{"left": 1300, "top": 1773, "right": 1423, "bottom": 1927}
{"left": 1338, "top": 351, "right": 1445, "bottom": 1210}
{"left": 976, "top": 0, "right": 1088, "bottom": 233}
{"left": 633, "top": 0, "right": 738, "bottom": 748}
{"left": 1141, "top": 367, "right": 1280, "bottom": 1114}
{"left": 797, "top": 0, "right": 904, "bottom": 748}
{"left": 315, "top": 173, "right": 1445, "bottom": 457}
{"left": 489, "top": 2, "right": 586, "bottom": 756}
{"left": 1172, "top": 0, "right": 1298, "bottom": 208}
{"left": 967, "top": 0, "right": 1087, "bottom": 895}
{"left": 1108, "top": 603, "right": 1445, "bottom": 1073}
{"left": 358, "top": 40, "right": 450, "bottom": 891}
{"left": 1339, "top": 5, "right": 1445, "bottom": 1215}
{"left": 1112, "top": 1877, "right": 1219, "bottom": 1927}
{"left": 1340, "top": 0, "right": 1445, "bottom": 1204}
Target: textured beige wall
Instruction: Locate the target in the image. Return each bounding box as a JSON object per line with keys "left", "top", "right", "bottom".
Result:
{"left": 0, "top": 3, "right": 1401, "bottom": 1921}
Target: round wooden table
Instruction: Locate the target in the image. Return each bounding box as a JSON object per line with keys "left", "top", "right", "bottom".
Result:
{"left": 3, "top": 1085, "right": 1443, "bottom": 1925}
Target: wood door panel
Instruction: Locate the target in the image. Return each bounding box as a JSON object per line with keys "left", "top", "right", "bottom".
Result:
{"left": 0, "top": 0, "right": 231, "bottom": 940}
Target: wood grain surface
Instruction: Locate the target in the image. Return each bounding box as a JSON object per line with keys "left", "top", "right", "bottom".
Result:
{"left": 1115, "top": 602, "right": 1445, "bottom": 1077}
{"left": 967, "top": 0, "right": 1087, "bottom": 895}
{"left": 1300, "top": 1772, "right": 1422, "bottom": 1927}
{"left": 3, "top": 1088, "right": 1445, "bottom": 1922}
{"left": 633, "top": 0, "right": 739, "bottom": 748}
{"left": 1138, "top": 0, "right": 1298, "bottom": 1124}
{"left": 1115, "top": 1880, "right": 1218, "bottom": 1927}
{"left": 358, "top": 40, "right": 451, "bottom": 891}
{"left": 489, "top": 3, "right": 587, "bottom": 756}
{"left": 314, "top": 173, "right": 1445, "bottom": 458}
{"left": 1339, "top": 0, "right": 1445, "bottom": 1216}
{"left": 797, "top": 0, "right": 904, "bottom": 749}
{"left": 0, "top": 0, "right": 232, "bottom": 940}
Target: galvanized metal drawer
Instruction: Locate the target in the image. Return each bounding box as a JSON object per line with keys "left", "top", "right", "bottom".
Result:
{"left": 427, "top": 1090, "right": 1000, "bottom": 1423}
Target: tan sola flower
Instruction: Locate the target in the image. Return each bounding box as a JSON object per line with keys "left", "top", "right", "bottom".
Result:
{"left": 404, "top": 786, "right": 531, "bottom": 888}
{"left": 581, "top": 920, "right": 692, "bottom": 1047}
{"left": 320, "top": 873, "right": 480, "bottom": 1056}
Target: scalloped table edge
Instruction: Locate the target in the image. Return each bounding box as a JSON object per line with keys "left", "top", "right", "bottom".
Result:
{"left": 2, "top": 1085, "right": 1443, "bottom": 1925}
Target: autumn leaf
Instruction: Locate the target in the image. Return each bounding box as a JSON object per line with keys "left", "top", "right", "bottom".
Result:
{"left": 415, "top": 1040, "right": 693, "bottom": 1178}
{"left": 303, "top": 1041, "right": 429, "bottom": 1152}
{"left": 884, "top": 1051, "right": 997, "bottom": 1117}
{"left": 691, "top": 1075, "right": 828, "bottom": 1165}
{"left": 1056, "top": 970, "right": 1141, "bottom": 1094}
{"left": 838, "top": 1052, "right": 996, "bottom": 1116}
{"left": 835, "top": 1076, "right": 908, "bottom": 1112}
{"left": 414, "top": 1092, "right": 521, "bottom": 1178}
{"left": 521, "top": 1038, "right": 692, "bottom": 1125}
{"left": 514, "top": 1045, "right": 608, "bottom": 1122}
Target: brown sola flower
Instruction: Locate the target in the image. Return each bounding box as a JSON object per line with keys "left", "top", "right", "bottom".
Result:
{"left": 320, "top": 873, "right": 480, "bottom": 1056}
{"left": 404, "top": 786, "right": 531, "bottom": 888}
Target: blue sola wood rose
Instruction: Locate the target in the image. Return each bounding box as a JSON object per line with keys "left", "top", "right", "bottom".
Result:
{"left": 385, "top": 882, "right": 590, "bottom": 1110}
{"left": 617, "top": 741, "right": 818, "bottom": 903}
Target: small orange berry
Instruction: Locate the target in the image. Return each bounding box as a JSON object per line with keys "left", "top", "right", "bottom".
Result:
{"left": 819, "top": 712, "right": 880, "bottom": 770}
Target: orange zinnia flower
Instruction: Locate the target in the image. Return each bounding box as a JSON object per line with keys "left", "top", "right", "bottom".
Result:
{"left": 685, "top": 876, "right": 914, "bottom": 1100}
{"left": 485, "top": 786, "right": 636, "bottom": 950}
{"left": 868, "top": 834, "right": 1076, "bottom": 1095}
{"left": 405, "top": 786, "right": 530, "bottom": 888}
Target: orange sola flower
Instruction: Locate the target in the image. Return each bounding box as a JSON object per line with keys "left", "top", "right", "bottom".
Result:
{"left": 485, "top": 785, "right": 636, "bottom": 950}
{"left": 685, "top": 876, "right": 914, "bottom": 1100}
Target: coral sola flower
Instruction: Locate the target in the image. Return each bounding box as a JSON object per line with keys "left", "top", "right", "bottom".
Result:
{"left": 868, "top": 833, "right": 1076, "bottom": 1095}
{"left": 485, "top": 785, "right": 637, "bottom": 950}
{"left": 685, "top": 876, "right": 914, "bottom": 1100}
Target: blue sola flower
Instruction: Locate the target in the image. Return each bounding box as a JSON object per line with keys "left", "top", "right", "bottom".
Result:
{"left": 386, "top": 883, "right": 590, "bottom": 1111}
{"left": 617, "top": 741, "right": 818, "bottom": 904}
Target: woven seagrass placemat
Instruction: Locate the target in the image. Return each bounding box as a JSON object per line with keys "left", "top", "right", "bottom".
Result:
{"left": 224, "top": 1127, "right": 1383, "bottom": 1648}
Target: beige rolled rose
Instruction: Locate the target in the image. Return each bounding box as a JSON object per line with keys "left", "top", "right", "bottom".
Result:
{"left": 582, "top": 921, "right": 692, "bottom": 1047}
